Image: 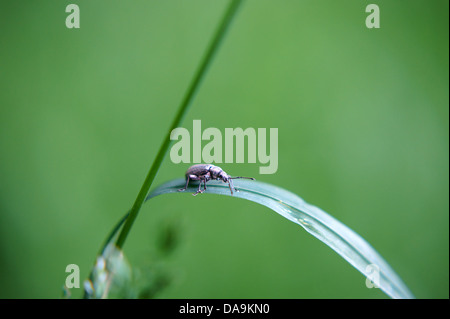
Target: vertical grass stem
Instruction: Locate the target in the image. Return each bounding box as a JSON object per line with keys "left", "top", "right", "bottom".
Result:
{"left": 115, "top": 0, "right": 244, "bottom": 249}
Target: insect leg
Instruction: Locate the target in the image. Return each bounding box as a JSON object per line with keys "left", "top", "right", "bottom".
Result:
{"left": 178, "top": 176, "right": 190, "bottom": 192}
{"left": 228, "top": 179, "right": 234, "bottom": 196}
{"left": 193, "top": 178, "right": 204, "bottom": 196}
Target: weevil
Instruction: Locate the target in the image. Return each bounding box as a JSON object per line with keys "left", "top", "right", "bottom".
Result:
{"left": 178, "top": 164, "right": 255, "bottom": 196}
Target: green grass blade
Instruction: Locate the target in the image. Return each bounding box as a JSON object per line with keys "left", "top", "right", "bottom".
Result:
{"left": 145, "top": 178, "right": 415, "bottom": 299}
{"left": 114, "top": 0, "right": 244, "bottom": 249}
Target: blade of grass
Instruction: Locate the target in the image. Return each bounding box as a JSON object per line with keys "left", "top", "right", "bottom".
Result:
{"left": 115, "top": 0, "right": 244, "bottom": 249}
{"left": 144, "top": 178, "right": 415, "bottom": 299}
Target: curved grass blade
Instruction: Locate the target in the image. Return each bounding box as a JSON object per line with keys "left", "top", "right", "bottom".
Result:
{"left": 145, "top": 178, "right": 414, "bottom": 299}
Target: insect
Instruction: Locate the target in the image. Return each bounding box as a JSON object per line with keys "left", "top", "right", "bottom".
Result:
{"left": 178, "top": 164, "right": 255, "bottom": 196}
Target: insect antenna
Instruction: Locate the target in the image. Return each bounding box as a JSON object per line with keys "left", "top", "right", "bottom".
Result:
{"left": 230, "top": 176, "right": 255, "bottom": 180}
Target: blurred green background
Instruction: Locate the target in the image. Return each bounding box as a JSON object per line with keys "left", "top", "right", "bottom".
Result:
{"left": 0, "top": 0, "right": 448, "bottom": 299}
